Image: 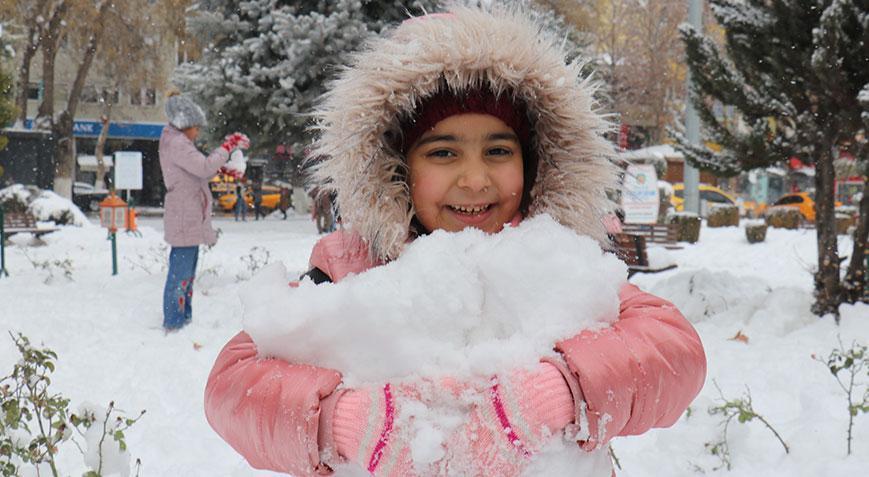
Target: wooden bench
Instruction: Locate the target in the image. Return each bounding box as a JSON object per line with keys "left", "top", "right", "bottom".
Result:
{"left": 620, "top": 223, "right": 680, "bottom": 246}
{"left": 613, "top": 232, "right": 678, "bottom": 277}
{"left": 1, "top": 208, "right": 59, "bottom": 278}
{"left": 2, "top": 210, "right": 58, "bottom": 238}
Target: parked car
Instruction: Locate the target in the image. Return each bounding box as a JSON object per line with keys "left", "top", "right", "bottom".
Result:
{"left": 72, "top": 181, "right": 109, "bottom": 212}
{"left": 217, "top": 184, "right": 281, "bottom": 211}
{"left": 670, "top": 183, "right": 737, "bottom": 215}
{"left": 765, "top": 192, "right": 828, "bottom": 223}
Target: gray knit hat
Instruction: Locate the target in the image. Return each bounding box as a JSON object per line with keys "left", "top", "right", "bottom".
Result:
{"left": 164, "top": 92, "right": 207, "bottom": 129}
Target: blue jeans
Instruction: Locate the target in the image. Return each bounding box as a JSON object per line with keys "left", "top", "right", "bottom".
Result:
{"left": 163, "top": 246, "right": 199, "bottom": 329}
{"left": 234, "top": 200, "right": 247, "bottom": 221}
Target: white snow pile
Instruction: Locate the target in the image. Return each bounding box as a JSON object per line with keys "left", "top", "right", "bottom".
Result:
{"left": 0, "top": 184, "right": 90, "bottom": 227}
{"left": 241, "top": 214, "right": 627, "bottom": 384}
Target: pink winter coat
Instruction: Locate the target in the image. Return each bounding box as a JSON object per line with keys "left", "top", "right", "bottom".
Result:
{"left": 159, "top": 125, "right": 229, "bottom": 247}
{"left": 204, "top": 230, "right": 707, "bottom": 476}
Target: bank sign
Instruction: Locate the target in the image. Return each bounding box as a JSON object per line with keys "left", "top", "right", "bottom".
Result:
{"left": 23, "top": 119, "right": 163, "bottom": 140}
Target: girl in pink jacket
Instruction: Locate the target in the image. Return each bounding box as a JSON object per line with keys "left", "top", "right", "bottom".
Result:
{"left": 205, "top": 6, "right": 706, "bottom": 476}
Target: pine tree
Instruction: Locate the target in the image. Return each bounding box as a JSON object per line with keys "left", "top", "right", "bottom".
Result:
{"left": 175, "top": 0, "right": 441, "bottom": 172}
{"left": 674, "top": 0, "right": 869, "bottom": 314}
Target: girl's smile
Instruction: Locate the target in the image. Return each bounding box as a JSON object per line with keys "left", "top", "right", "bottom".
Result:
{"left": 406, "top": 113, "right": 524, "bottom": 234}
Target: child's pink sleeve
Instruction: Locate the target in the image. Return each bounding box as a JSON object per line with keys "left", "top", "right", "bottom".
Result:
{"left": 555, "top": 283, "right": 706, "bottom": 450}
{"left": 204, "top": 331, "right": 342, "bottom": 476}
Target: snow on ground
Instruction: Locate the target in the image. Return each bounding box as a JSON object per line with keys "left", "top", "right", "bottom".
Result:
{"left": 1, "top": 214, "right": 867, "bottom": 476}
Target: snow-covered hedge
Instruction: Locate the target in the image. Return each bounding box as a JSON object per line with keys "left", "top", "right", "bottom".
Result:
{"left": 707, "top": 204, "right": 739, "bottom": 228}
{"left": 0, "top": 184, "right": 90, "bottom": 227}
{"left": 766, "top": 208, "right": 801, "bottom": 229}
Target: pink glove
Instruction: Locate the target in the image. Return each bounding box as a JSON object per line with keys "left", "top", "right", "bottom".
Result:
{"left": 220, "top": 132, "right": 251, "bottom": 152}
{"left": 441, "top": 363, "right": 576, "bottom": 475}
{"left": 327, "top": 384, "right": 416, "bottom": 476}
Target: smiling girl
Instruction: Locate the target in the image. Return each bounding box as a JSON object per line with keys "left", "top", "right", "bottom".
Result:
{"left": 204, "top": 7, "right": 705, "bottom": 476}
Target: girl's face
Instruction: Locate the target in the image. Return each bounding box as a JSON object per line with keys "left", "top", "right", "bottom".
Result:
{"left": 407, "top": 113, "right": 524, "bottom": 234}
{"left": 183, "top": 126, "right": 200, "bottom": 141}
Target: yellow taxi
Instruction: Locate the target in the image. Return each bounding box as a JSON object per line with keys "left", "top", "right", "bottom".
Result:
{"left": 217, "top": 185, "right": 282, "bottom": 211}
{"left": 766, "top": 192, "right": 817, "bottom": 222}
{"left": 670, "top": 183, "right": 737, "bottom": 212}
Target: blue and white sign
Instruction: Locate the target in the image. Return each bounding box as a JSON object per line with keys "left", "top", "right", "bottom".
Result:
{"left": 23, "top": 119, "right": 163, "bottom": 140}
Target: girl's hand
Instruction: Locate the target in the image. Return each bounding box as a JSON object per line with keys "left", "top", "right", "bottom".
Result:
{"left": 329, "top": 383, "right": 416, "bottom": 476}
{"left": 441, "top": 363, "right": 576, "bottom": 474}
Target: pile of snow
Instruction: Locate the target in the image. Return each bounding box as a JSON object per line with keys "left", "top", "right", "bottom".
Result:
{"left": 0, "top": 184, "right": 90, "bottom": 227}
{"left": 242, "top": 215, "right": 627, "bottom": 385}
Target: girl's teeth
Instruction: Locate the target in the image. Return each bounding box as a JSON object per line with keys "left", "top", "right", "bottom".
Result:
{"left": 452, "top": 205, "right": 489, "bottom": 214}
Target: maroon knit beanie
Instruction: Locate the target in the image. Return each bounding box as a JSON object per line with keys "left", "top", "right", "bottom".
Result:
{"left": 400, "top": 88, "right": 531, "bottom": 153}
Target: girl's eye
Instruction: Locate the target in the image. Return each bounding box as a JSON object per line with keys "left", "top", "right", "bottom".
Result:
{"left": 487, "top": 147, "right": 513, "bottom": 157}
{"left": 427, "top": 149, "right": 456, "bottom": 159}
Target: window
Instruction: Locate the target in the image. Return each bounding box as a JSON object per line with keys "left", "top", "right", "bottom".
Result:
{"left": 102, "top": 88, "right": 119, "bottom": 104}
{"left": 27, "top": 82, "right": 42, "bottom": 100}
{"left": 701, "top": 191, "right": 733, "bottom": 204}
{"left": 81, "top": 85, "right": 100, "bottom": 103}
{"left": 130, "top": 88, "right": 157, "bottom": 106}
{"left": 774, "top": 195, "right": 803, "bottom": 206}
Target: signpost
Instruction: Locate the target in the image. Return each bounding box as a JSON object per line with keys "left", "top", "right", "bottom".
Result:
{"left": 113, "top": 151, "right": 143, "bottom": 236}
{"left": 622, "top": 163, "right": 660, "bottom": 224}
{"left": 113, "top": 151, "right": 143, "bottom": 191}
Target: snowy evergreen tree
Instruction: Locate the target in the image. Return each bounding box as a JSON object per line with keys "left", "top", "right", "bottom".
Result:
{"left": 674, "top": 0, "right": 869, "bottom": 314}
{"left": 175, "top": 0, "right": 441, "bottom": 168}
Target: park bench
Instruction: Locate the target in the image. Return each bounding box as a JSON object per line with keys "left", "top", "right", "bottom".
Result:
{"left": 613, "top": 230, "right": 678, "bottom": 277}
{"left": 620, "top": 222, "right": 680, "bottom": 246}
{"left": 1, "top": 207, "right": 59, "bottom": 277}
{"left": 2, "top": 210, "right": 58, "bottom": 238}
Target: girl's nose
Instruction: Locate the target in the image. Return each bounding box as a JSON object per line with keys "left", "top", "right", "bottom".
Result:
{"left": 457, "top": 158, "right": 492, "bottom": 192}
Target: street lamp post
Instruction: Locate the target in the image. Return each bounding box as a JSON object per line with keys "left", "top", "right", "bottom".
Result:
{"left": 99, "top": 191, "right": 128, "bottom": 276}
{"left": 684, "top": 0, "right": 704, "bottom": 215}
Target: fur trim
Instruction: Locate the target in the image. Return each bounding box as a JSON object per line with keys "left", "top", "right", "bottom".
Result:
{"left": 309, "top": 5, "right": 618, "bottom": 261}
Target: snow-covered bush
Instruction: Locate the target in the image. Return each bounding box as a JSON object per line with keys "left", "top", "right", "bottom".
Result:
{"left": 0, "top": 333, "right": 145, "bottom": 477}
{"left": 834, "top": 210, "right": 855, "bottom": 235}
{"left": 669, "top": 212, "right": 701, "bottom": 243}
{"left": 707, "top": 204, "right": 739, "bottom": 228}
{"left": 21, "top": 251, "right": 74, "bottom": 284}
{"left": 765, "top": 208, "right": 801, "bottom": 229}
{"left": 0, "top": 185, "right": 89, "bottom": 227}
{"left": 235, "top": 246, "right": 271, "bottom": 282}
{"left": 745, "top": 222, "right": 767, "bottom": 244}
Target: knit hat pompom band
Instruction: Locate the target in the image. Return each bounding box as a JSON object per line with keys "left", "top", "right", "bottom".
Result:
{"left": 400, "top": 88, "right": 531, "bottom": 153}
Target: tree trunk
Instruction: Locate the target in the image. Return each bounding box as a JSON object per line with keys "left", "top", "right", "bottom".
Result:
{"left": 51, "top": 1, "right": 110, "bottom": 199}
{"left": 34, "top": 43, "right": 57, "bottom": 129}
{"left": 14, "top": 43, "right": 38, "bottom": 126}
{"left": 33, "top": 0, "right": 68, "bottom": 129}
{"left": 812, "top": 147, "right": 842, "bottom": 317}
{"left": 13, "top": 0, "right": 51, "bottom": 126}
{"left": 842, "top": 175, "right": 868, "bottom": 303}
{"left": 94, "top": 108, "right": 112, "bottom": 190}
{"left": 52, "top": 112, "right": 75, "bottom": 199}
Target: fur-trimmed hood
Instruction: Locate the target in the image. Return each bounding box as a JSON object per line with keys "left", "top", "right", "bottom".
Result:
{"left": 309, "top": 6, "right": 617, "bottom": 261}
